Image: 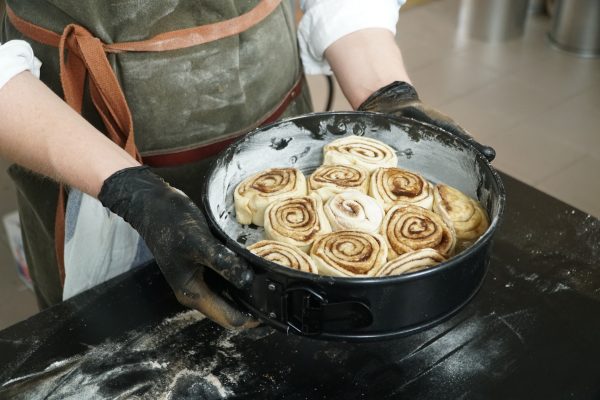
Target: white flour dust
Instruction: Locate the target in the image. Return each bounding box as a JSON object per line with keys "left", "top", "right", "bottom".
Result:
{"left": 0, "top": 310, "right": 261, "bottom": 399}
{"left": 395, "top": 307, "right": 537, "bottom": 394}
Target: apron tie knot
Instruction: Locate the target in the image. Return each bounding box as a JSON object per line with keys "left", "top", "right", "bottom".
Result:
{"left": 59, "top": 23, "right": 140, "bottom": 160}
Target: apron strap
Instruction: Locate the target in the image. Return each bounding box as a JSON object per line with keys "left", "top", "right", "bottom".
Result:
{"left": 6, "top": 0, "right": 283, "bottom": 283}
{"left": 6, "top": 0, "right": 283, "bottom": 52}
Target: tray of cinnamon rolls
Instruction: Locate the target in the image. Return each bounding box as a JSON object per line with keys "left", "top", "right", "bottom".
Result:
{"left": 203, "top": 112, "right": 505, "bottom": 340}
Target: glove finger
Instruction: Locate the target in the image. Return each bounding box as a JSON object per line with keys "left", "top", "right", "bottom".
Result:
{"left": 403, "top": 104, "right": 496, "bottom": 161}
{"left": 205, "top": 244, "right": 254, "bottom": 289}
{"left": 417, "top": 104, "right": 471, "bottom": 137}
{"left": 175, "top": 273, "right": 260, "bottom": 330}
{"left": 385, "top": 102, "right": 471, "bottom": 140}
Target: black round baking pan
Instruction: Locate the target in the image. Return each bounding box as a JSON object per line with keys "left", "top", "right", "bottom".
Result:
{"left": 202, "top": 112, "right": 505, "bottom": 342}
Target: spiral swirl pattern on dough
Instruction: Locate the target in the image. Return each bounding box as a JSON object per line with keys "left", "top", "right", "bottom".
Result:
{"left": 382, "top": 205, "right": 456, "bottom": 260}
{"left": 247, "top": 240, "right": 318, "bottom": 274}
{"left": 324, "top": 191, "right": 384, "bottom": 233}
{"left": 264, "top": 195, "right": 331, "bottom": 252}
{"left": 323, "top": 135, "right": 398, "bottom": 173}
{"left": 234, "top": 168, "right": 307, "bottom": 226}
{"left": 370, "top": 167, "right": 433, "bottom": 211}
{"left": 376, "top": 248, "right": 446, "bottom": 277}
{"left": 433, "top": 184, "right": 489, "bottom": 244}
{"left": 308, "top": 164, "right": 369, "bottom": 201}
{"left": 310, "top": 230, "right": 388, "bottom": 277}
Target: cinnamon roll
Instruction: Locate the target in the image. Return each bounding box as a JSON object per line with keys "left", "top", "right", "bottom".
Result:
{"left": 324, "top": 191, "right": 384, "bottom": 233}
{"left": 308, "top": 164, "right": 369, "bottom": 201}
{"left": 433, "top": 184, "right": 489, "bottom": 246}
{"left": 234, "top": 168, "right": 307, "bottom": 226}
{"left": 376, "top": 248, "right": 446, "bottom": 277}
{"left": 264, "top": 194, "right": 331, "bottom": 252}
{"left": 382, "top": 205, "right": 456, "bottom": 260}
{"left": 310, "top": 230, "right": 388, "bottom": 277}
{"left": 247, "top": 240, "right": 318, "bottom": 274}
{"left": 370, "top": 167, "right": 434, "bottom": 211}
{"left": 323, "top": 135, "right": 398, "bottom": 173}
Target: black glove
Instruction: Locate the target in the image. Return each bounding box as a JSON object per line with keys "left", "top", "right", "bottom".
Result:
{"left": 358, "top": 81, "right": 495, "bottom": 161}
{"left": 98, "top": 166, "right": 257, "bottom": 329}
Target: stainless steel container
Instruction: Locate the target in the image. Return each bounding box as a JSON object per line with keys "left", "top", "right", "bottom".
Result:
{"left": 549, "top": 0, "right": 600, "bottom": 57}
{"left": 528, "top": 0, "right": 547, "bottom": 15}
{"left": 460, "top": 0, "right": 529, "bottom": 42}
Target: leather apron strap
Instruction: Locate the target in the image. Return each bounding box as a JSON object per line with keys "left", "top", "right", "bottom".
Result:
{"left": 6, "top": 0, "right": 283, "bottom": 283}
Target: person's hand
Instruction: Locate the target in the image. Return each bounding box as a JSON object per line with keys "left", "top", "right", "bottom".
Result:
{"left": 358, "top": 81, "right": 495, "bottom": 161}
{"left": 98, "top": 166, "right": 257, "bottom": 329}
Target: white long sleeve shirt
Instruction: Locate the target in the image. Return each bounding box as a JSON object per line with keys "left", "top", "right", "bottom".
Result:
{"left": 299, "top": 0, "right": 405, "bottom": 74}
{"left": 0, "top": 1, "right": 404, "bottom": 89}
{"left": 0, "top": 40, "right": 41, "bottom": 90}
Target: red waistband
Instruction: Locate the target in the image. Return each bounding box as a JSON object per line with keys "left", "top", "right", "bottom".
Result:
{"left": 142, "top": 75, "right": 304, "bottom": 168}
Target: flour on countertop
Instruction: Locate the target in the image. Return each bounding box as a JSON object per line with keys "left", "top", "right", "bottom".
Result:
{"left": 0, "top": 310, "right": 274, "bottom": 399}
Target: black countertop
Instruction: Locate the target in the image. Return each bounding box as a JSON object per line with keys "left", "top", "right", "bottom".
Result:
{"left": 1, "top": 173, "right": 599, "bottom": 399}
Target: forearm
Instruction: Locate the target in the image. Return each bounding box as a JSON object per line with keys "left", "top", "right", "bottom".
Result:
{"left": 0, "top": 71, "right": 139, "bottom": 197}
{"left": 325, "top": 28, "right": 411, "bottom": 109}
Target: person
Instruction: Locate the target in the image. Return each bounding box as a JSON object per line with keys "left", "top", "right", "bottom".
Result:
{"left": 0, "top": 0, "right": 470, "bottom": 329}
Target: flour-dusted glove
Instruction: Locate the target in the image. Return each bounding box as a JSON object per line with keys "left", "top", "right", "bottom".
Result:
{"left": 358, "top": 81, "right": 496, "bottom": 161}
{"left": 98, "top": 166, "right": 257, "bottom": 329}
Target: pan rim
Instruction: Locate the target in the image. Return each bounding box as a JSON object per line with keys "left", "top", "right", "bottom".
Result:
{"left": 202, "top": 111, "right": 505, "bottom": 285}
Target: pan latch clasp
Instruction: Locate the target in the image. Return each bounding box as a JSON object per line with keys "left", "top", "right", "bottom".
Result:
{"left": 284, "top": 286, "right": 373, "bottom": 336}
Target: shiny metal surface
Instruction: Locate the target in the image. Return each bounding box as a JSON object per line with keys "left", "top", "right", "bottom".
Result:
{"left": 460, "top": 0, "right": 529, "bottom": 42}
{"left": 528, "top": 0, "right": 547, "bottom": 15}
{"left": 549, "top": 0, "right": 600, "bottom": 57}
